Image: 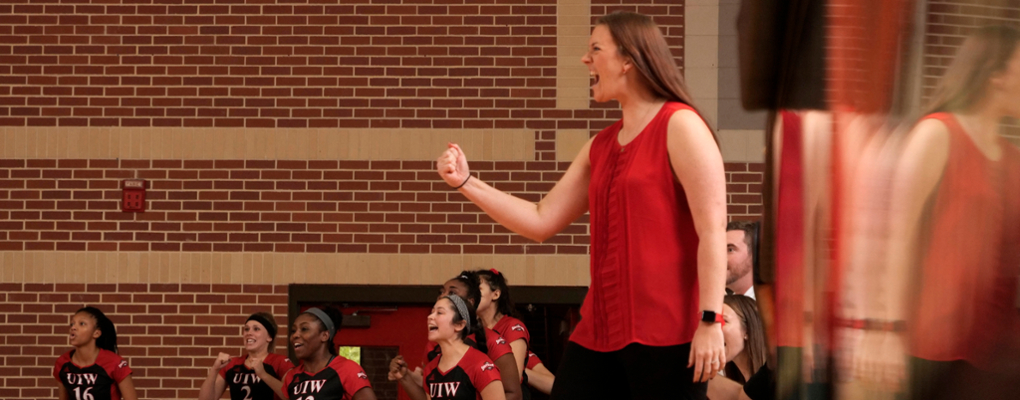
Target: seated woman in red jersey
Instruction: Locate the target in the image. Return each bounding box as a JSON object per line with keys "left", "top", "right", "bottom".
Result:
{"left": 523, "top": 351, "right": 554, "bottom": 395}
{"left": 279, "top": 307, "right": 377, "bottom": 400}
{"left": 200, "top": 312, "right": 294, "bottom": 400}
{"left": 475, "top": 270, "right": 530, "bottom": 386}
{"left": 392, "top": 294, "right": 505, "bottom": 400}
{"left": 390, "top": 272, "right": 522, "bottom": 400}
{"left": 53, "top": 307, "right": 137, "bottom": 400}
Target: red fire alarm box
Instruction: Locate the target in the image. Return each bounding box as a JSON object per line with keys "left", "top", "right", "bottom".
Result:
{"left": 122, "top": 179, "right": 146, "bottom": 212}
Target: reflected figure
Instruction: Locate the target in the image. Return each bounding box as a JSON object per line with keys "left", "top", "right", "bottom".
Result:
{"left": 853, "top": 25, "right": 1020, "bottom": 400}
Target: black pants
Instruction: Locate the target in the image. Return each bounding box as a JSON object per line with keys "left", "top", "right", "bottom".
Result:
{"left": 550, "top": 342, "right": 707, "bottom": 400}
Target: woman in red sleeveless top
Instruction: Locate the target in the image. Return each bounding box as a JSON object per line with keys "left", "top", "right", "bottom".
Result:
{"left": 436, "top": 11, "right": 727, "bottom": 399}
{"left": 855, "top": 26, "right": 1020, "bottom": 400}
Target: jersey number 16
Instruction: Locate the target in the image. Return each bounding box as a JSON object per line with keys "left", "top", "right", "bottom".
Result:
{"left": 72, "top": 387, "right": 94, "bottom": 400}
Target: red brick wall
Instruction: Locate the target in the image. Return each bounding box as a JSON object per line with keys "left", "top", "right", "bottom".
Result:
{"left": 725, "top": 162, "right": 764, "bottom": 221}
{"left": 0, "top": 0, "right": 563, "bottom": 129}
{"left": 0, "top": 158, "right": 594, "bottom": 254}
{"left": 0, "top": 0, "right": 766, "bottom": 254}
{"left": 0, "top": 283, "right": 288, "bottom": 400}
{"left": 0, "top": 2, "right": 768, "bottom": 399}
{"left": 0, "top": 159, "right": 763, "bottom": 252}
{"left": 0, "top": 0, "right": 686, "bottom": 131}
{"left": 0, "top": 0, "right": 687, "bottom": 130}
{"left": 923, "top": 0, "right": 1020, "bottom": 138}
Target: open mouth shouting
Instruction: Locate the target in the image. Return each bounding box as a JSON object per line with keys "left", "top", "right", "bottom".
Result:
{"left": 426, "top": 321, "right": 441, "bottom": 340}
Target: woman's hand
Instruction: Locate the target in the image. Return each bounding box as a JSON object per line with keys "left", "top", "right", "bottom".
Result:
{"left": 210, "top": 352, "right": 231, "bottom": 374}
{"left": 689, "top": 323, "right": 726, "bottom": 382}
{"left": 245, "top": 357, "right": 266, "bottom": 377}
{"left": 388, "top": 355, "right": 410, "bottom": 381}
{"left": 436, "top": 143, "right": 470, "bottom": 188}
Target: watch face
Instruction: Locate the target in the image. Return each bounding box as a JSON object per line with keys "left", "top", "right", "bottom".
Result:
{"left": 701, "top": 311, "right": 717, "bottom": 322}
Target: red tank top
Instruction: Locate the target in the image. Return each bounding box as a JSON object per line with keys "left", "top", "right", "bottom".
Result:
{"left": 571, "top": 102, "right": 703, "bottom": 352}
{"left": 910, "top": 113, "right": 1020, "bottom": 368}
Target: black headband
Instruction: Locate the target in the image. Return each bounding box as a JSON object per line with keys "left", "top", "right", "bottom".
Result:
{"left": 246, "top": 314, "right": 277, "bottom": 340}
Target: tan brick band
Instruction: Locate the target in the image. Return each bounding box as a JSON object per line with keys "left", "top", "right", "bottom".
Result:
{"left": 0, "top": 127, "right": 537, "bottom": 161}
{"left": 556, "top": 0, "right": 592, "bottom": 110}
{"left": 0, "top": 251, "right": 591, "bottom": 286}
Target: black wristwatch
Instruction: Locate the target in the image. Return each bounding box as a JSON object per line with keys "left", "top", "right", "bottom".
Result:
{"left": 700, "top": 310, "right": 724, "bottom": 324}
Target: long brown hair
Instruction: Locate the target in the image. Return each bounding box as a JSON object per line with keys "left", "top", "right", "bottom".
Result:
{"left": 596, "top": 12, "right": 710, "bottom": 128}
{"left": 722, "top": 295, "right": 767, "bottom": 384}
{"left": 924, "top": 25, "right": 1020, "bottom": 115}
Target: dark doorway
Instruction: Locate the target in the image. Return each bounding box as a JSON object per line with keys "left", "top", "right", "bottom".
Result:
{"left": 289, "top": 285, "right": 587, "bottom": 400}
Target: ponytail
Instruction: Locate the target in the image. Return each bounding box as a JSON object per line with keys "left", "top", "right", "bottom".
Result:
{"left": 476, "top": 269, "right": 520, "bottom": 319}
{"left": 76, "top": 307, "right": 118, "bottom": 354}
{"left": 452, "top": 270, "right": 483, "bottom": 307}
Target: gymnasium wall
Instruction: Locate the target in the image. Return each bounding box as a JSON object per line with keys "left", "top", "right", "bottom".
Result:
{"left": 5, "top": 0, "right": 1018, "bottom": 398}
{"left": 0, "top": 0, "right": 767, "bottom": 395}
{"left": 0, "top": 0, "right": 771, "bottom": 398}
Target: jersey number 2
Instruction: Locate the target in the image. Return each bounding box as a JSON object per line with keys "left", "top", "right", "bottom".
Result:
{"left": 240, "top": 386, "right": 253, "bottom": 400}
{"left": 72, "top": 387, "right": 93, "bottom": 400}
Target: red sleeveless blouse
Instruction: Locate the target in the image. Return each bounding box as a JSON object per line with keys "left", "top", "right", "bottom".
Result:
{"left": 571, "top": 102, "right": 703, "bottom": 352}
{"left": 909, "top": 113, "right": 1020, "bottom": 368}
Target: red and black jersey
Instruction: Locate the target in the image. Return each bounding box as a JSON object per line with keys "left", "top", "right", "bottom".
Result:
{"left": 424, "top": 328, "right": 513, "bottom": 365}
{"left": 491, "top": 316, "right": 531, "bottom": 373}
{"left": 218, "top": 353, "right": 294, "bottom": 400}
{"left": 282, "top": 356, "right": 371, "bottom": 400}
{"left": 492, "top": 316, "right": 529, "bottom": 347}
{"left": 525, "top": 352, "right": 541, "bottom": 370}
{"left": 53, "top": 349, "right": 132, "bottom": 400}
{"left": 423, "top": 347, "right": 501, "bottom": 400}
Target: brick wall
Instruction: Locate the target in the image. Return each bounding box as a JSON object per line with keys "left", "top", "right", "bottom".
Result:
{"left": 0, "top": 0, "right": 563, "bottom": 129}
{"left": 0, "top": 283, "right": 288, "bottom": 400}
{"left": 923, "top": 0, "right": 1020, "bottom": 139}
{"left": 0, "top": 0, "right": 766, "bottom": 255}
{"left": 0, "top": 1, "right": 771, "bottom": 399}
{"left": 0, "top": 158, "right": 594, "bottom": 254}
{"left": 0, "top": 159, "right": 762, "bottom": 253}
{"left": 725, "top": 162, "right": 764, "bottom": 220}
{"left": 0, "top": 0, "right": 689, "bottom": 130}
